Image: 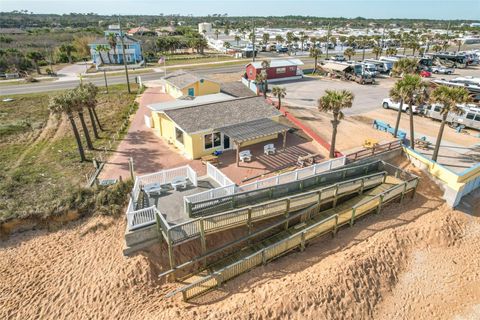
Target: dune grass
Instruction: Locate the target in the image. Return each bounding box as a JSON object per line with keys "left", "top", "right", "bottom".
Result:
{"left": 0, "top": 83, "right": 139, "bottom": 222}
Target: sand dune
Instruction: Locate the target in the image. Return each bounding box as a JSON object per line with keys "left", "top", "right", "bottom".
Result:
{"left": 1, "top": 163, "right": 479, "bottom": 320}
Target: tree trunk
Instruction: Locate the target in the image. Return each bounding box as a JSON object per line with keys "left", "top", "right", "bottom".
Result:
{"left": 408, "top": 103, "right": 415, "bottom": 150}
{"left": 35, "top": 61, "right": 41, "bottom": 74}
{"left": 98, "top": 52, "right": 105, "bottom": 65}
{"left": 68, "top": 54, "right": 72, "bottom": 64}
{"left": 92, "top": 107, "right": 104, "bottom": 131}
{"left": 403, "top": 46, "right": 406, "bottom": 55}
{"left": 362, "top": 47, "right": 366, "bottom": 60}
{"left": 78, "top": 111, "right": 94, "bottom": 150}
{"left": 88, "top": 107, "right": 100, "bottom": 139}
{"left": 329, "top": 116, "right": 338, "bottom": 158}
{"left": 113, "top": 48, "right": 118, "bottom": 64}
{"left": 393, "top": 99, "right": 403, "bottom": 138}
{"left": 68, "top": 115, "right": 86, "bottom": 162}
{"left": 278, "top": 96, "right": 282, "bottom": 109}
{"left": 264, "top": 79, "right": 268, "bottom": 97}
{"left": 432, "top": 114, "right": 447, "bottom": 162}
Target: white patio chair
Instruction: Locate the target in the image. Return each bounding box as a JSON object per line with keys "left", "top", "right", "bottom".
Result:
{"left": 239, "top": 150, "right": 252, "bottom": 162}
{"left": 264, "top": 143, "right": 276, "bottom": 155}
{"left": 171, "top": 176, "right": 188, "bottom": 191}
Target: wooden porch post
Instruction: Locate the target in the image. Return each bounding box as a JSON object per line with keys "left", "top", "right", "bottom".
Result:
{"left": 236, "top": 141, "right": 241, "bottom": 167}
{"left": 282, "top": 131, "right": 287, "bottom": 150}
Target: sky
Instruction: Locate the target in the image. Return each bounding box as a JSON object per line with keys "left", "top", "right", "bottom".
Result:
{"left": 1, "top": 0, "right": 479, "bottom": 20}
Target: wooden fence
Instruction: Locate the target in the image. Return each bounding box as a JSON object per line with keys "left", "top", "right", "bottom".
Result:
{"left": 176, "top": 175, "right": 419, "bottom": 301}
{"left": 346, "top": 140, "right": 402, "bottom": 162}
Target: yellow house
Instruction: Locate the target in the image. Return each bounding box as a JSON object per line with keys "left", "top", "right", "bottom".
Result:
{"left": 163, "top": 70, "right": 221, "bottom": 98}
{"left": 148, "top": 96, "right": 289, "bottom": 160}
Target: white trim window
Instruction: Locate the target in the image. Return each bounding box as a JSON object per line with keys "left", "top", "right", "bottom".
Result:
{"left": 204, "top": 132, "right": 221, "bottom": 150}
{"left": 276, "top": 67, "right": 286, "bottom": 74}
{"left": 175, "top": 127, "right": 184, "bottom": 145}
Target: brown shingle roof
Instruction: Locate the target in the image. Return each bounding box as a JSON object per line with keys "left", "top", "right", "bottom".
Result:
{"left": 220, "top": 81, "right": 256, "bottom": 98}
{"left": 164, "top": 96, "right": 282, "bottom": 133}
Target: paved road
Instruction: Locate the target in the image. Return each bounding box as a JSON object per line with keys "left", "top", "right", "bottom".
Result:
{"left": 0, "top": 58, "right": 317, "bottom": 96}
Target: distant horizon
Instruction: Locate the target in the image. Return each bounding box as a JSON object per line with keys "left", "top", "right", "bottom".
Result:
{"left": 1, "top": 0, "right": 480, "bottom": 20}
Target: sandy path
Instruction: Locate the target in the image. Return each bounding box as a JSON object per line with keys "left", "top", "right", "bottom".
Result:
{"left": 1, "top": 161, "right": 479, "bottom": 320}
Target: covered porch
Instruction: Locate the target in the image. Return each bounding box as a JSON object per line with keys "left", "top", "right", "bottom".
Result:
{"left": 214, "top": 130, "right": 324, "bottom": 185}
{"left": 218, "top": 118, "right": 291, "bottom": 167}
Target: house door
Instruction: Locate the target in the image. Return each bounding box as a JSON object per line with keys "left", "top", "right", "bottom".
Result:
{"left": 188, "top": 88, "right": 195, "bottom": 96}
{"left": 223, "top": 134, "right": 231, "bottom": 150}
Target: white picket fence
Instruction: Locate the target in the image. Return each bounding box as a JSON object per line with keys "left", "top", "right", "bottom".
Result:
{"left": 237, "top": 156, "right": 346, "bottom": 192}
{"left": 126, "top": 165, "right": 198, "bottom": 231}
{"left": 206, "top": 162, "right": 234, "bottom": 187}
{"left": 183, "top": 156, "right": 346, "bottom": 214}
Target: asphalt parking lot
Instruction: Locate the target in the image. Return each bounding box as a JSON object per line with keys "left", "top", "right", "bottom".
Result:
{"left": 281, "top": 65, "right": 480, "bottom": 116}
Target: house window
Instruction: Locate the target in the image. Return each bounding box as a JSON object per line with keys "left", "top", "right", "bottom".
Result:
{"left": 276, "top": 67, "right": 286, "bottom": 74}
{"left": 175, "top": 127, "right": 184, "bottom": 145}
{"left": 289, "top": 66, "right": 296, "bottom": 71}
{"left": 204, "top": 132, "right": 222, "bottom": 150}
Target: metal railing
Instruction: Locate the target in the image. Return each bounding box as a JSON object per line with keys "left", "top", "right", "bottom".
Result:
{"left": 175, "top": 175, "right": 419, "bottom": 301}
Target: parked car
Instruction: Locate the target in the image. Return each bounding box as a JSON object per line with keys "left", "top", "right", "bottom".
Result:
{"left": 382, "top": 98, "right": 424, "bottom": 114}
{"left": 431, "top": 66, "right": 454, "bottom": 74}
{"left": 276, "top": 47, "right": 288, "bottom": 53}
{"left": 354, "top": 74, "right": 375, "bottom": 85}
{"left": 419, "top": 70, "right": 432, "bottom": 78}
{"left": 330, "top": 55, "right": 346, "bottom": 62}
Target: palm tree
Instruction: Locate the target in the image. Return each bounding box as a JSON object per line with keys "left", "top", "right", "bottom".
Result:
{"left": 454, "top": 39, "right": 463, "bottom": 52}
{"left": 272, "top": 86, "right": 286, "bottom": 109}
{"left": 59, "top": 44, "right": 76, "bottom": 64}
{"left": 310, "top": 36, "right": 317, "bottom": 48}
{"left": 372, "top": 46, "right": 382, "bottom": 59}
{"left": 396, "top": 74, "right": 428, "bottom": 149}
{"left": 234, "top": 35, "right": 241, "bottom": 46}
{"left": 255, "top": 72, "right": 267, "bottom": 98}
{"left": 94, "top": 45, "right": 109, "bottom": 65}
{"left": 224, "top": 42, "right": 231, "bottom": 50}
{"left": 262, "top": 33, "right": 270, "bottom": 45}
{"left": 275, "top": 35, "right": 284, "bottom": 44}
{"left": 429, "top": 86, "right": 472, "bottom": 161}
{"left": 344, "top": 48, "right": 355, "bottom": 61}
{"left": 49, "top": 90, "right": 86, "bottom": 162}
{"left": 410, "top": 42, "right": 420, "bottom": 56}
{"left": 318, "top": 90, "right": 354, "bottom": 158}
{"left": 214, "top": 29, "right": 220, "bottom": 40}
{"left": 73, "top": 86, "right": 94, "bottom": 150}
{"left": 432, "top": 44, "right": 442, "bottom": 53}
{"left": 261, "top": 60, "right": 270, "bottom": 96}
{"left": 78, "top": 83, "right": 101, "bottom": 138}
{"left": 26, "top": 51, "right": 44, "bottom": 74}
{"left": 309, "top": 47, "right": 322, "bottom": 73}
{"left": 107, "top": 33, "right": 118, "bottom": 63}
{"left": 386, "top": 47, "right": 398, "bottom": 56}
{"left": 391, "top": 58, "right": 418, "bottom": 77}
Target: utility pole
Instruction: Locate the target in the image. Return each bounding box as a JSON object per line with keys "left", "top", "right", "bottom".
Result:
{"left": 103, "top": 69, "right": 109, "bottom": 93}
{"left": 379, "top": 24, "right": 386, "bottom": 57}
{"left": 252, "top": 20, "right": 256, "bottom": 62}
{"left": 118, "top": 17, "right": 131, "bottom": 94}
{"left": 325, "top": 22, "right": 331, "bottom": 60}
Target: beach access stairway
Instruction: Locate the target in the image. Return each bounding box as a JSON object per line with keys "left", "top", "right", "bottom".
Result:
{"left": 168, "top": 174, "right": 419, "bottom": 301}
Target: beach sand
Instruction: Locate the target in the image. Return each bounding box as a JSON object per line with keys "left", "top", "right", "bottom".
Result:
{"left": 1, "top": 162, "right": 479, "bottom": 320}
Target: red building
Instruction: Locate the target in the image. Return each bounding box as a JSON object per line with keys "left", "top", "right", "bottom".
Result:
{"left": 245, "top": 59, "right": 304, "bottom": 82}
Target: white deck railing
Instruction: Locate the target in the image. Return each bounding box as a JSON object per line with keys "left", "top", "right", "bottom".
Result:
{"left": 126, "top": 165, "right": 198, "bottom": 231}
{"left": 237, "top": 156, "right": 346, "bottom": 192}
{"left": 206, "top": 162, "right": 234, "bottom": 187}
{"left": 183, "top": 156, "right": 346, "bottom": 214}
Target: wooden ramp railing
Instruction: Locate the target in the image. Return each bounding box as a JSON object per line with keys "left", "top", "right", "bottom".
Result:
{"left": 169, "top": 175, "right": 419, "bottom": 301}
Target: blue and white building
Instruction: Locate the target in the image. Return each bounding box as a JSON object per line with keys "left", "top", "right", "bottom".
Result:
{"left": 89, "top": 25, "right": 143, "bottom": 66}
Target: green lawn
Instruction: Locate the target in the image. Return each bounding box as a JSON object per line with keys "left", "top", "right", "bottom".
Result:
{"left": 0, "top": 84, "right": 138, "bottom": 222}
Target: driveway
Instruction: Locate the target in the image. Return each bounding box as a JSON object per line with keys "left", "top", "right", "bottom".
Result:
{"left": 99, "top": 87, "right": 205, "bottom": 180}
{"left": 56, "top": 62, "right": 91, "bottom": 82}
{"left": 282, "top": 76, "right": 394, "bottom": 115}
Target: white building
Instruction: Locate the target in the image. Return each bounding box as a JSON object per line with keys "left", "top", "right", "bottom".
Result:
{"left": 198, "top": 22, "right": 213, "bottom": 34}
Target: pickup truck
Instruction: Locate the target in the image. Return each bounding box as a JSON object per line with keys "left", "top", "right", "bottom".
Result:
{"left": 431, "top": 66, "right": 454, "bottom": 74}
{"left": 382, "top": 98, "right": 424, "bottom": 114}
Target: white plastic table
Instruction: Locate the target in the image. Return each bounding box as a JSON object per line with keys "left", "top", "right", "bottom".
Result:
{"left": 143, "top": 182, "right": 162, "bottom": 196}
{"left": 171, "top": 176, "right": 187, "bottom": 191}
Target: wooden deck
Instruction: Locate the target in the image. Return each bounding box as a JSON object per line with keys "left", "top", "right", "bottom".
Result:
{"left": 173, "top": 176, "right": 408, "bottom": 300}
